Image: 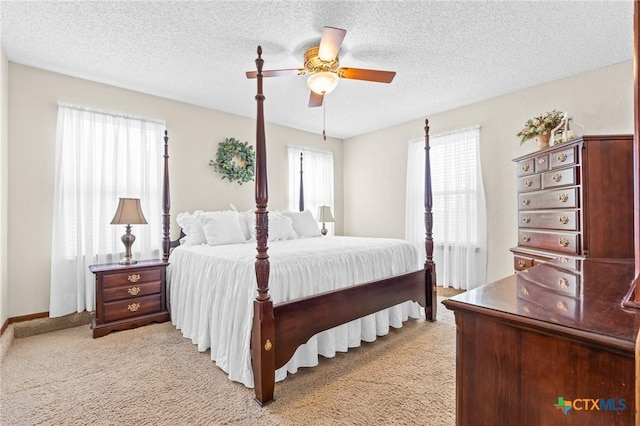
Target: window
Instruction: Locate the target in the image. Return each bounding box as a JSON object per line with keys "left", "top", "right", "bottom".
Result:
{"left": 49, "top": 104, "right": 165, "bottom": 317}
{"left": 405, "top": 126, "right": 486, "bottom": 290}
{"left": 287, "top": 145, "right": 334, "bottom": 234}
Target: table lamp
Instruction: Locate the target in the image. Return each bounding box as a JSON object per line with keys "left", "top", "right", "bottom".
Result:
{"left": 111, "top": 198, "right": 147, "bottom": 265}
{"left": 316, "top": 205, "right": 334, "bottom": 236}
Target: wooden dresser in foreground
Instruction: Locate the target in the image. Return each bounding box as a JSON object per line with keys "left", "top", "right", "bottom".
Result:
{"left": 511, "top": 135, "right": 634, "bottom": 272}
{"left": 90, "top": 260, "right": 169, "bottom": 338}
{"left": 442, "top": 258, "right": 637, "bottom": 426}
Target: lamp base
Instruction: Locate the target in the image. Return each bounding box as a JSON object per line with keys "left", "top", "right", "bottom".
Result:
{"left": 321, "top": 225, "right": 328, "bottom": 236}
{"left": 119, "top": 257, "right": 138, "bottom": 265}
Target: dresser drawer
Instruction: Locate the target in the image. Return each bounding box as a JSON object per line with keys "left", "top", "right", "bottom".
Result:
{"left": 534, "top": 154, "right": 549, "bottom": 172}
{"left": 516, "top": 278, "right": 581, "bottom": 321}
{"left": 520, "top": 266, "right": 581, "bottom": 298}
{"left": 541, "top": 167, "right": 576, "bottom": 189}
{"left": 103, "top": 294, "right": 162, "bottom": 323}
{"left": 519, "top": 188, "right": 578, "bottom": 210}
{"left": 102, "top": 268, "right": 163, "bottom": 288}
{"left": 518, "top": 230, "right": 579, "bottom": 254}
{"left": 517, "top": 158, "right": 535, "bottom": 176}
{"left": 550, "top": 146, "right": 577, "bottom": 169}
{"left": 517, "top": 175, "right": 540, "bottom": 192}
{"left": 103, "top": 280, "right": 162, "bottom": 303}
{"left": 518, "top": 210, "right": 578, "bottom": 231}
{"left": 514, "top": 256, "right": 533, "bottom": 271}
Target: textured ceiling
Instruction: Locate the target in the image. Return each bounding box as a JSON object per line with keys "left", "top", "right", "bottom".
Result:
{"left": 0, "top": 1, "right": 635, "bottom": 139}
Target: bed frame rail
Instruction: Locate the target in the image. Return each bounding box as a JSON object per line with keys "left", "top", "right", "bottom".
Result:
{"left": 273, "top": 268, "right": 432, "bottom": 369}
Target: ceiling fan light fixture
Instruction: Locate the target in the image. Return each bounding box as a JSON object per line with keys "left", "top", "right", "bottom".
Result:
{"left": 307, "top": 71, "right": 339, "bottom": 94}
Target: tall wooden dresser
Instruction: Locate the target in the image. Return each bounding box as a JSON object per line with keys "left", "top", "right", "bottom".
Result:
{"left": 443, "top": 134, "right": 637, "bottom": 425}
{"left": 511, "top": 135, "right": 634, "bottom": 271}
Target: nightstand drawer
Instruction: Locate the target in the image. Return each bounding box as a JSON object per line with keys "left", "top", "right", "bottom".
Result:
{"left": 103, "top": 280, "right": 162, "bottom": 303}
{"left": 103, "top": 268, "right": 163, "bottom": 288}
{"left": 103, "top": 294, "right": 162, "bottom": 323}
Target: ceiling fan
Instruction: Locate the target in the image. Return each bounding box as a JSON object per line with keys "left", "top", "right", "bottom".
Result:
{"left": 246, "top": 26, "right": 396, "bottom": 107}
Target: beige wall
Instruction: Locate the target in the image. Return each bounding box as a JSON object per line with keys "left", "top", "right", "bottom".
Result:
{"left": 344, "top": 60, "right": 634, "bottom": 284}
{"left": 7, "top": 63, "right": 343, "bottom": 318}
{"left": 0, "top": 49, "right": 8, "bottom": 327}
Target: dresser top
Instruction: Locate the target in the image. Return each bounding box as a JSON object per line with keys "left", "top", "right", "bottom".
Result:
{"left": 443, "top": 258, "right": 638, "bottom": 352}
{"left": 512, "top": 134, "right": 633, "bottom": 162}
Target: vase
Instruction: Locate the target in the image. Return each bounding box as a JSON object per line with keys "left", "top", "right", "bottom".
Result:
{"left": 535, "top": 133, "right": 550, "bottom": 149}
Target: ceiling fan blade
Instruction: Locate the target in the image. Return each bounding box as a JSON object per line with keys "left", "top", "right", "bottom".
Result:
{"left": 245, "top": 68, "right": 305, "bottom": 79}
{"left": 318, "top": 26, "right": 347, "bottom": 62}
{"left": 308, "top": 91, "right": 324, "bottom": 108}
{"left": 338, "top": 68, "right": 396, "bottom": 83}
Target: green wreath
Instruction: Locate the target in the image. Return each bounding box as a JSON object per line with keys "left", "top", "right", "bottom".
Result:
{"left": 209, "top": 137, "right": 255, "bottom": 185}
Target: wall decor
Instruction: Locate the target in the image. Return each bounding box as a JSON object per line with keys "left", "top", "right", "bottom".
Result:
{"left": 209, "top": 137, "right": 255, "bottom": 185}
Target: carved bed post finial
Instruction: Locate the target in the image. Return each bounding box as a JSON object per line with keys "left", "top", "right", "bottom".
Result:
{"left": 251, "top": 45, "right": 276, "bottom": 406}
{"left": 424, "top": 118, "right": 437, "bottom": 321}
{"left": 162, "top": 130, "right": 170, "bottom": 262}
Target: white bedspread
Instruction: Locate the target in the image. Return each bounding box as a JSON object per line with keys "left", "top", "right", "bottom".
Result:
{"left": 167, "top": 236, "right": 423, "bottom": 387}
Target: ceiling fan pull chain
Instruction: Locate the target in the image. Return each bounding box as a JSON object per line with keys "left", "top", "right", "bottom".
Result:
{"left": 323, "top": 99, "right": 327, "bottom": 141}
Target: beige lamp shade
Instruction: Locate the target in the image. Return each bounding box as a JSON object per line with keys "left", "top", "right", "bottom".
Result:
{"left": 316, "top": 205, "right": 335, "bottom": 223}
{"left": 111, "top": 198, "right": 148, "bottom": 225}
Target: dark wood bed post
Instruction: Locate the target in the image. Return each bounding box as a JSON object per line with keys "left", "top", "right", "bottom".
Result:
{"left": 423, "top": 119, "right": 437, "bottom": 321}
{"left": 251, "top": 46, "right": 276, "bottom": 406}
{"left": 162, "top": 130, "right": 171, "bottom": 262}
{"left": 299, "top": 152, "right": 304, "bottom": 211}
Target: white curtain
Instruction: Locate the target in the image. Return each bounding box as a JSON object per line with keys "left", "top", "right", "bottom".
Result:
{"left": 287, "top": 145, "right": 335, "bottom": 235}
{"left": 405, "top": 126, "right": 487, "bottom": 290}
{"left": 49, "top": 104, "right": 165, "bottom": 317}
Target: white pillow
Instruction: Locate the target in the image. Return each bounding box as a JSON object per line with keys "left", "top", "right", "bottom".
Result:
{"left": 200, "top": 211, "right": 247, "bottom": 246}
{"left": 270, "top": 214, "right": 297, "bottom": 241}
{"left": 249, "top": 212, "right": 298, "bottom": 242}
{"left": 238, "top": 210, "right": 254, "bottom": 241}
{"left": 282, "top": 210, "right": 321, "bottom": 238}
{"left": 176, "top": 210, "right": 206, "bottom": 246}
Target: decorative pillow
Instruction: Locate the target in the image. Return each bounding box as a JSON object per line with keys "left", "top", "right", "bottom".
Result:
{"left": 282, "top": 210, "right": 321, "bottom": 238}
{"left": 176, "top": 210, "right": 206, "bottom": 246}
{"left": 270, "top": 214, "right": 297, "bottom": 241}
{"left": 249, "top": 212, "right": 298, "bottom": 242}
{"left": 200, "top": 211, "right": 246, "bottom": 246}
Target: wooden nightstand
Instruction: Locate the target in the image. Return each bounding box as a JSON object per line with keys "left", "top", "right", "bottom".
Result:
{"left": 89, "top": 259, "right": 170, "bottom": 338}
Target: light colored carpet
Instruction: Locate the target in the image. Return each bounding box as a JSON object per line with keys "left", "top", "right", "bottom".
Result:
{"left": 1, "top": 300, "right": 456, "bottom": 425}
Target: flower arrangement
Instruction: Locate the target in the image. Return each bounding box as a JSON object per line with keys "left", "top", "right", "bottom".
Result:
{"left": 209, "top": 137, "right": 255, "bottom": 185}
{"left": 517, "top": 110, "right": 564, "bottom": 144}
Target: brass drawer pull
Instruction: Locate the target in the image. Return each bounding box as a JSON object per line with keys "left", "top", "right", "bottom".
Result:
{"left": 522, "top": 215, "right": 530, "bottom": 223}
{"left": 128, "top": 303, "right": 140, "bottom": 312}
{"left": 538, "top": 158, "right": 545, "bottom": 164}
{"left": 559, "top": 238, "right": 570, "bottom": 247}
{"left": 558, "top": 278, "right": 569, "bottom": 290}
{"left": 522, "top": 197, "right": 530, "bottom": 206}
{"left": 521, "top": 287, "right": 529, "bottom": 297}
{"left": 557, "top": 153, "right": 568, "bottom": 162}
{"left": 517, "top": 259, "right": 527, "bottom": 268}
{"left": 557, "top": 301, "right": 568, "bottom": 312}
{"left": 128, "top": 274, "right": 141, "bottom": 283}
{"left": 524, "top": 178, "right": 532, "bottom": 187}
{"left": 558, "top": 193, "right": 569, "bottom": 202}
{"left": 521, "top": 163, "right": 530, "bottom": 172}
{"left": 558, "top": 215, "right": 569, "bottom": 225}
{"left": 522, "top": 234, "right": 531, "bottom": 242}
{"left": 559, "top": 257, "right": 568, "bottom": 263}
{"left": 128, "top": 286, "right": 141, "bottom": 296}
{"left": 551, "top": 172, "right": 562, "bottom": 182}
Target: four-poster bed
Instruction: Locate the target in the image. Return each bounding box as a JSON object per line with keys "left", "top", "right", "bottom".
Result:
{"left": 161, "top": 46, "right": 436, "bottom": 406}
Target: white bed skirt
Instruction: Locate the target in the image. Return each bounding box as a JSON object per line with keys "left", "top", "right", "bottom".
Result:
{"left": 167, "top": 236, "right": 423, "bottom": 388}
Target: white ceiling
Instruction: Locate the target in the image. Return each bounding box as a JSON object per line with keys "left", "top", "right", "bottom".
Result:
{"left": 0, "top": 1, "right": 635, "bottom": 139}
